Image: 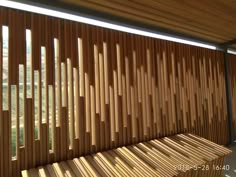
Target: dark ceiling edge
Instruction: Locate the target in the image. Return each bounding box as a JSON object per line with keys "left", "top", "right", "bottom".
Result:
{"left": 6, "top": 0, "right": 236, "bottom": 51}
{"left": 220, "top": 39, "right": 236, "bottom": 47}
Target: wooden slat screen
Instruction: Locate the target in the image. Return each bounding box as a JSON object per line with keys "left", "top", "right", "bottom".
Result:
{"left": 0, "top": 7, "right": 229, "bottom": 176}
{"left": 228, "top": 53, "right": 236, "bottom": 139}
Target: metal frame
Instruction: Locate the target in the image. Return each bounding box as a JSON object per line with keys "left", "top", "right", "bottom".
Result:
{"left": 223, "top": 48, "right": 235, "bottom": 146}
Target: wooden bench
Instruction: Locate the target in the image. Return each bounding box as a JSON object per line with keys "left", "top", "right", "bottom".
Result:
{"left": 21, "top": 134, "right": 231, "bottom": 177}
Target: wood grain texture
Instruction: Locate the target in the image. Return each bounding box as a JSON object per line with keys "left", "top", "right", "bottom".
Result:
{"left": 22, "top": 133, "right": 232, "bottom": 177}
{"left": 58, "top": 0, "right": 236, "bottom": 43}
{"left": 0, "top": 6, "right": 230, "bottom": 176}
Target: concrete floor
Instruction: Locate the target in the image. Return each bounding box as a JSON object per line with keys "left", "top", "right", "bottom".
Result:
{"left": 223, "top": 144, "right": 236, "bottom": 177}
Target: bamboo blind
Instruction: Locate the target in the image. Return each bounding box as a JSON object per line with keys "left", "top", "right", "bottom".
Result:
{"left": 228, "top": 54, "right": 236, "bottom": 139}
{"left": 21, "top": 134, "right": 232, "bottom": 177}
{"left": 0, "top": 7, "right": 229, "bottom": 177}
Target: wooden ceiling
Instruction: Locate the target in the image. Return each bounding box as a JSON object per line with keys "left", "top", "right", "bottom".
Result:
{"left": 56, "top": 0, "right": 236, "bottom": 45}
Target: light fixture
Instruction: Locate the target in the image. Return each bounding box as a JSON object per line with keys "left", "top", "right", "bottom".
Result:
{"left": 0, "top": 0, "right": 217, "bottom": 50}
{"left": 227, "top": 49, "right": 236, "bottom": 55}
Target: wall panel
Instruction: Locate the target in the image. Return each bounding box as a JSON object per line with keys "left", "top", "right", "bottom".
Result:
{"left": 229, "top": 54, "right": 236, "bottom": 140}
{"left": 0, "top": 6, "right": 229, "bottom": 176}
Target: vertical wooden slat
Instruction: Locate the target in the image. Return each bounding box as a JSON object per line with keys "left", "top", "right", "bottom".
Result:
{"left": 84, "top": 25, "right": 91, "bottom": 154}
{"left": 131, "top": 86, "right": 137, "bottom": 139}
{"left": 109, "top": 86, "right": 115, "bottom": 142}
{"left": 94, "top": 44, "right": 100, "bottom": 116}
{"left": 125, "top": 56, "right": 131, "bottom": 116}
{"left": 103, "top": 42, "right": 109, "bottom": 105}
{"left": 99, "top": 53, "right": 105, "bottom": 122}
{"left": 84, "top": 26, "right": 91, "bottom": 135}
{"left": 114, "top": 69, "right": 119, "bottom": 134}
{"left": 90, "top": 85, "right": 96, "bottom": 146}
{"left": 67, "top": 58, "right": 75, "bottom": 150}
{"left": 78, "top": 37, "right": 85, "bottom": 97}
{"left": 3, "top": 111, "right": 11, "bottom": 177}
{"left": 60, "top": 107, "right": 68, "bottom": 160}
{"left": 131, "top": 38, "right": 138, "bottom": 131}
{"left": 140, "top": 37, "right": 147, "bottom": 137}
{"left": 145, "top": 40, "right": 151, "bottom": 137}
{"left": 26, "top": 99, "right": 33, "bottom": 168}
{"left": 73, "top": 68, "right": 79, "bottom": 139}
{"left": 116, "top": 44, "right": 122, "bottom": 96}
